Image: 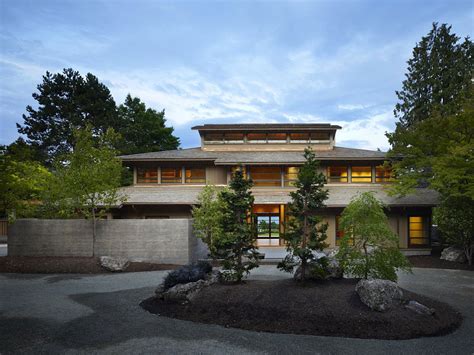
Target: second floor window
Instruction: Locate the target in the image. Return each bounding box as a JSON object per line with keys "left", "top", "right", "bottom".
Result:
{"left": 161, "top": 167, "right": 182, "bottom": 184}
{"left": 137, "top": 168, "right": 158, "bottom": 183}
{"left": 351, "top": 166, "right": 372, "bottom": 183}
{"left": 185, "top": 168, "right": 206, "bottom": 183}
{"left": 284, "top": 166, "right": 299, "bottom": 186}
{"left": 328, "top": 166, "right": 348, "bottom": 183}
{"left": 250, "top": 166, "right": 281, "bottom": 187}
{"left": 376, "top": 165, "right": 392, "bottom": 182}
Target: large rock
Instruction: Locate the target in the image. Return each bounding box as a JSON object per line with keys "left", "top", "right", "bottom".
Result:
{"left": 156, "top": 270, "right": 219, "bottom": 301}
{"left": 440, "top": 247, "right": 466, "bottom": 263}
{"left": 355, "top": 279, "right": 403, "bottom": 312}
{"left": 99, "top": 256, "right": 130, "bottom": 272}
{"left": 162, "top": 279, "right": 208, "bottom": 301}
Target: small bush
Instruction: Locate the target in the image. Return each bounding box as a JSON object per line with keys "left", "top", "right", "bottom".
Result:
{"left": 163, "top": 261, "right": 212, "bottom": 290}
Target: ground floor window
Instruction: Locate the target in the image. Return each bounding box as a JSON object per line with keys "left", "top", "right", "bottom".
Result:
{"left": 408, "top": 216, "right": 430, "bottom": 247}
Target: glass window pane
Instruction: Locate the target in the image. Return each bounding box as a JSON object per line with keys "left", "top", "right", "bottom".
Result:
{"left": 250, "top": 166, "right": 281, "bottom": 187}
{"left": 335, "top": 215, "right": 344, "bottom": 246}
{"left": 267, "top": 133, "right": 287, "bottom": 143}
{"left": 203, "top": 133, "right": 224, "bottom": 142}
{"left": 247, "top": 133, "right": 267, "bottom": 143}
{"left": 409, "top": 216, "right": 429, "bottom": 246}
{"left": 185, "top": 168, "right": 206, "bottom": 183}
{"left": 225, "top": 133, "right": 244, "bottom": 143}
{"left": 376, "top": 165, "right": 392, "bottom": 182}
{"left": 284, "top": 166, "right": 299, "bottom": 186}
{"left": 351, "top": 166, "right": 372, "bottom": 183}
{"left": 137, "top": 168, "right": 158, "bottom": 183}
{"left": 161, "top": 168, "right": 182, "bottom": 183}
{"left": 289, "top": 133, "right": 309, "bottom": 143}
{"left": 328, "top": 166, "right": 348, "bottom": 183}
{"left": 311, "top": 132, "right": 330, "bottom": 141}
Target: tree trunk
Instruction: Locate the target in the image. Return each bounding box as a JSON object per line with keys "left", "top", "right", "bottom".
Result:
{"left": 466, "top": 245, "right": 473, "bottom": 266}
{"left": 363, "top": 241, "right": 369, "bottom": 279}
{"left": 92, "top": 207, "right": 96, "bottom": 257}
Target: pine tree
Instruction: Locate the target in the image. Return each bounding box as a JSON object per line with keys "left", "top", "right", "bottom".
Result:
{"left": 278, "top": 148, "right": 329, "bottom": 281}
{"left": 218, "top": 169, "right": 259, "bottom": 282}
{"left": 18, "top": 68, "right": 120, "bottom": 164}
{"left": 393, "top": 23, "right": 472, "bottom": 130}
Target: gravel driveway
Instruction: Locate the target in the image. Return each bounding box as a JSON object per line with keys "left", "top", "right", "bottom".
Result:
{"left": 0, "top": 266, "right": 473, "bottom": 354}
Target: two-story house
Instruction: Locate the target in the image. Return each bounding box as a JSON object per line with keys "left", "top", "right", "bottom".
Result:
{"left": 115, "top": 123, "right": 437, "bottom": 257}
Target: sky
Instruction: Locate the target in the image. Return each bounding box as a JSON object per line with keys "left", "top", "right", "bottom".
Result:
{"left": 0, "top": 0, "right": 472, "bottom": 151}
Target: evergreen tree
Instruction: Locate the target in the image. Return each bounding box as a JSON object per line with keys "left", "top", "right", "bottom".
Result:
{"left": 18, "top": 68, "right": 120, "bottom": 164}
{"left": 278, "top": 148, "right": 329, "bottom": 281}
{"left": 118, "top": 94, "right": 180, "bottom": 155}
{"left": 218, "top": 169, "right": 259, "bottom": 282}
{"left": 386, "top": 23, "right": 473, "bottom": 195}
{"left": 392, "top": 23, "right": 472, "bottom": 130}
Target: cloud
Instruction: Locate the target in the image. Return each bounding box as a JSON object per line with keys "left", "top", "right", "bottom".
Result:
{"left": 337, "top": 104, "right": 372, "bottom": 111}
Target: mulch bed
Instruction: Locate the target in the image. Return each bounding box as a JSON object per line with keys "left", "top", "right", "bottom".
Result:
{"left": 0, "top": 256, "right": 178, "bottom": 274}
{"left": 141, "top": 278, "right": 462, "bottom": 340}
{"left": 408, "top": 254, "right": 473, "bottom": 271}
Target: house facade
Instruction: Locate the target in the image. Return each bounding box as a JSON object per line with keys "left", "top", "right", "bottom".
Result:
{"left": 115, "top": 123, "right": 437, "bottom": 257}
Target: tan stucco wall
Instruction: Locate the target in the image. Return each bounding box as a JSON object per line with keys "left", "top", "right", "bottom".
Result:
{"left": 323, "top": 215, "right": 337, "bottom": 247}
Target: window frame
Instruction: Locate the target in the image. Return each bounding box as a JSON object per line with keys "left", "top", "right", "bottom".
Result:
{"left": 249, "top": 166, "right": 282, "bottom": 187}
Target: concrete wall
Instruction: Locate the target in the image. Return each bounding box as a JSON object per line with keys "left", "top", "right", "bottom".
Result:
{"left": 8, "top": 218, "right": 207, "bottom": 264}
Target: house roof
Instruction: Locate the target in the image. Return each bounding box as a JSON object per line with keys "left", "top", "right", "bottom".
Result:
{"left": 119, "top": 146, "right": 387, "bottom": 164}
{"left": 116, "top": 185, "right": 438, "bottom": 207}
{"left": 191, "top": 123, "right": 342, "bottom": 131}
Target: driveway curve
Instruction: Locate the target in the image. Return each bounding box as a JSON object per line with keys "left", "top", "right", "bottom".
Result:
{"left": 0, "top": 267, "right": 472, "bottom": 354}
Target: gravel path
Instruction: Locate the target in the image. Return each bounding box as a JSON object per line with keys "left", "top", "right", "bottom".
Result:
{"left": 0, "top": 267, "right": 473, "bottom": 354}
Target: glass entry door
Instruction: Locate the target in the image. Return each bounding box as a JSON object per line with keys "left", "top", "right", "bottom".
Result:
{"left": 256, "top": 214, "right": 280, "bottom": 246}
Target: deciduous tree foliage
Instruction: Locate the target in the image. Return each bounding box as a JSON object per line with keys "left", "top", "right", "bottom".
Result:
{"left": 436, "top": 197, "right": 474, "bottom": 265}
{"left": 0, "top": 144, "right": 51, "bottom": 221}
{"left": 43, "top": 125, "right": 126, "bottom": 254}
{"left": 192, "top": 185, "right": 227, "bottom": 259}
{"left": 336, "top": 192, "right": 411, "bottom": 282}
{"left": 278, "top": 148, "right": 329, "bottom": 281}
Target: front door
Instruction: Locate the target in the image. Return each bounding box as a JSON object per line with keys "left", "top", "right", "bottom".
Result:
{"left": 256, "top": 214, "right": 280, "bottom": 246}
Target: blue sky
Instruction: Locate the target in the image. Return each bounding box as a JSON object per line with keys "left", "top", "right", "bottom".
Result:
{"left": 1, "top": 0, "right": 472, "bottom": 151}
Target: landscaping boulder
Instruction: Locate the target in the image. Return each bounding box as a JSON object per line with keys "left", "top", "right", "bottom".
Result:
{"left": 99, "top": 256, "right": 129, "bottom": 272}
{"left": 355, "top": 279, "right": 403, "bottom": 312}
{"left": 405, "top": 300, "right": 435, "bottom": 315}
{"left": 162, "top": 279, "right": 208, "bottom": 301}
{"left": 155, "top": 269, "right": 219, "bottom": 301}
{"left": 440, "top": 247, "right": 466, "bottom": 263}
